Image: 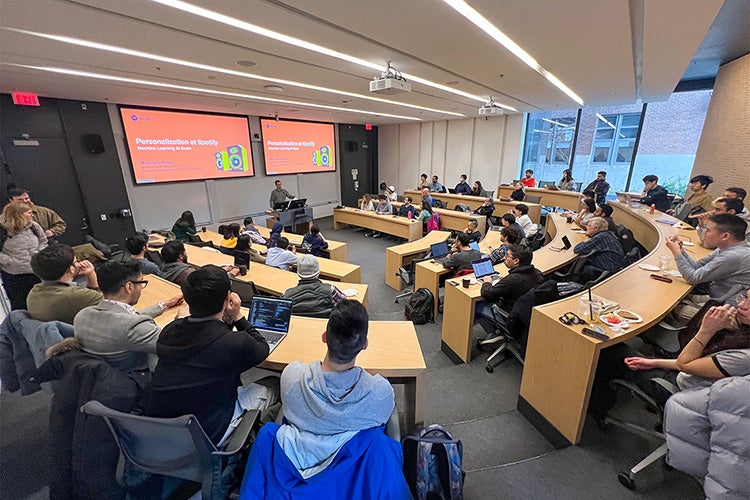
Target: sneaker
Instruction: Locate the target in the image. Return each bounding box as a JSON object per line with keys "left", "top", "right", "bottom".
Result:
{"left": 364, "top": 232, "right": 372, "bottom": 237}
{"left": 371, "top": 232, "right": 382, "bottom": 238}
{"left": 479, "top": 332, "right": 504, "bottom": 346}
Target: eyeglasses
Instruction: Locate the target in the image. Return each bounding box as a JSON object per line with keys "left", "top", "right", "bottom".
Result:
{"left": 735, "top": 292, "right": 748, "bottom": 305}
{"left": 129, "top": 280, "right": 149, "bottom": 288}
{"left": 559, "top": 312, "right": 586, "bottom": 325}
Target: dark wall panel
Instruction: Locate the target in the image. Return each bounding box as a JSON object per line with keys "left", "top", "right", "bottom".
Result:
{"left": 338, "top": 124, "right": 378, "bottom": 207}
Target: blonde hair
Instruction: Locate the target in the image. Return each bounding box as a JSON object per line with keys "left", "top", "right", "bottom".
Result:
{"left": 1, "top": 203, "right": 33, "bottom": 235}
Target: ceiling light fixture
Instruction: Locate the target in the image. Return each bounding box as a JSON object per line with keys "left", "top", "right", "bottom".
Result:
{"left": 6, "top": 29, "right": 463, "bottom": 118}
{"left": 441, "top": 0, "right": 584, "bottom": 106}
{"left": 2, "top": 63, "right": 420, "bottom": 121}
{"left": 236, "top": 60, "right": 256, "bottom": 67}
{"left": 263, "top": 85, "right": 284, "bottom": 92}
{"left": 147, "top": 0, "right": 516, "bottom": 110}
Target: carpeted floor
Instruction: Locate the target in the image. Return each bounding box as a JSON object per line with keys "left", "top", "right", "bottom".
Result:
{"left": 0, "top": 216, "right": 703, "bottom": 499}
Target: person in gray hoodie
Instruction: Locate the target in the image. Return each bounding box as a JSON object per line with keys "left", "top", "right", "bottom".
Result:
{"left": 277, "top": 299, "right": 395, "bottom": 478}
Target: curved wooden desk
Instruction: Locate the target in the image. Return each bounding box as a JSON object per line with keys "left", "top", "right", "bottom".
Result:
{"left": 391, "top": 201, "right": 486, "bottom": 237}
{"left": 255, "top": 225, "right": 347, "bottom": 262}
{"left": 333, "top": 207, "right": 422, "bottom": 241}
{"left": 496, "top": 185, "right": 581, "bottom": 212}
{"left": 385, "top": 230, "right": 450, "bottom": 291}
{"left": 404, "top": 190, "right": 541, "bottom": 224}
{"left": 201, "top": 230, "right": 361, "bottom": 283}
{"left": 440, "top": 214, "right": 587, "bottom": 363}
{"left": 141, "top": 276, "right": 425, "bottom": 431}
{"left": 518, "top": 203, "right": 712, "bottom": 446}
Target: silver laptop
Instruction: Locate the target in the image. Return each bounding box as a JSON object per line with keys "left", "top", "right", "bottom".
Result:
{"left": 248, "top": 296, "right": 293, "bottom": 353}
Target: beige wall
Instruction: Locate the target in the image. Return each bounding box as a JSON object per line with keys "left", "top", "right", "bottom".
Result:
{"left": 691, "top": 53, "right": 750, "bottom": 197}
{"left": 378, "top": 115, "right": 523, "bottom": 194}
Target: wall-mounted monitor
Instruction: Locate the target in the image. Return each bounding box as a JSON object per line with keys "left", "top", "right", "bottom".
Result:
{"left": 260, "top": 119, "right": 336, "bottom": 175}
{"left": 120, "top": 106, "right": 254, "bottom": 184}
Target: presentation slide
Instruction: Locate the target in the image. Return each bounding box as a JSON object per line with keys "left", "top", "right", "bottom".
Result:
{"left": 261, "top": 119, "right": 336, "bottom": 175}
{"left": 120, "top": 107, "right": 254, "bottom": 184}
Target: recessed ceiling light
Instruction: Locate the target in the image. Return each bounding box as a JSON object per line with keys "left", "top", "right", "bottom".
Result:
{"left": 207, "top": 75, "right": 216, "bottom": 80}
{"left": 263, "top": 85, "right": 283, "bottom": 92}
{"left": 341, "top": 99, "right": 351, "bottom": 103}
{"left": 236, "top": 60, "right": 256, "bottom": 67}
{"left": 446, "top": 80, "right": 460, "bottom": 86}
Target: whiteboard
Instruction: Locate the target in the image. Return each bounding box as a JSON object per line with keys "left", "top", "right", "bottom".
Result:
{"left": 110, "top": 106, "right": 341, "bottom": 231}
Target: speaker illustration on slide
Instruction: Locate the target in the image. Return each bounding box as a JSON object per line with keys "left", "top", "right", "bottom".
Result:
{"left": 215, "top": 151, "right": 229, "bottom": 170}
{"left": 226, "top": 145, "right": 249, "bottom": 171}
{"left": 312, "top": 145, "right": 331, "bottom": 168}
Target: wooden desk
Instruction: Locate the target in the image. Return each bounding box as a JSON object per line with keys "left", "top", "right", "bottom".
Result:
{"left": 141, "top": 276, "right": 426, "bottom": 431}
{"left": 404, "top": 190, "right": 542, "bottom": 224}
{"left": 168, "top": 242, "right": 369, "bottom": 307}
{"left": 255, "top": 225, "right": 347, "bottom": 262}
{"left": 385, "top": 231, "right": 450, "bottom": 291}
{"left": 391, "top": 201, "right": 486, "bottom": 237}
{"left": 439, "top": 215, "right": 586, "bottom": 363}
{"left": 496, "top": 186, "right": 581, "bottom": 212}
{"left": 333, "top": 207, "right": 422, "bottom": 241}
{"left": 518, "top": 204, "right": 712, "bottom": 446}
{"left": 201, "top": 230, "right": 361, "bottom": 283}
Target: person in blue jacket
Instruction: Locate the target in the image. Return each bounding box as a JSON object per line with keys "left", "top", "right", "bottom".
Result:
{"left": 301, "top": 225, "right": 329, "bottom": 257}
{"left": 240, "top": 300, "right": 410, "bottom": 499}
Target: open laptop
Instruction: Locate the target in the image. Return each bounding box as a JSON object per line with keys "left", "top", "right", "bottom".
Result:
{"left": 430, "top": 241, "right": 449, "bottom": 259}
{"left": 273, "top": 201, "right": 290, "bottom": 211}
{"left": 288, "top": 198, "right": 307, "bottom": 210}
{"left": 247, "top": 296, "right": 293, "bottom": 353}
{"left": 448, "top": 188, "right": 457, "bottom": 194}
{"left": 471, "top": 257, "right": 498, "bottom": 279}
{"left": 468, "top": 241, "right": 480, "bottom": 251}
{"left": 615, "top": 192, "right": 630, "bottom": 204}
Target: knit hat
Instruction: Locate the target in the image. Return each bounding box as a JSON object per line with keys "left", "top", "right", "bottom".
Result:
{"left": 297, "top": 254, "right": 320, "bottom": 279}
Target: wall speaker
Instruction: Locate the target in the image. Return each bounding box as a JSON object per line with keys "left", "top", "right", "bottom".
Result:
{"left": 345, "top": 141, "right": 358, "bottom": 152}
{"left": 82, "top": 134, "right": 105, "bottom": 154}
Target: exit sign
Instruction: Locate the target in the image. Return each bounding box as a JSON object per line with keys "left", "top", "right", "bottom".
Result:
{"left": 11, "top": 92, "right": 40, "bottom": 106}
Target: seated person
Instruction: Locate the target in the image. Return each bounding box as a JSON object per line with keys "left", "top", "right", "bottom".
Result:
{"left": 145, "top": 265, "right": 277, "bottom": 445}
{"left": 463, "top": 219, "right": 482, "bottom": 243}
{"left": 593, "top": 203, "right": 618, "bottom": 233}
{"left": 584, "top": 171, "right": 610, "bottom": 204}
{"left": 267, "top": 222, "right": 283, "bottom": 248}
{"left": 455, "top": 174, "right": 472, "bottom": 195}
{"left": 160, "top": 240, "right": 200, "bottom": 286}
{"left": 74, "top": 260, "right": 182, "bottom": 372}
{"left": 420, "top": 187, "right": 434, "bottom": 207}
{"left": 666, "top": 214, "right": 750, "bottom": 322}
{"left": 242, "top": 216, "right": 267, "bottom": 245}
{"left": 359, "top": 193, "right": 374, "bottom": 211}
{"left": 684, "top": 175, "right": 715, "bottom": 217}
{"left": 266, "top": 236, "right": 298, "bottom": 271}
{"left": 558, "top": 169, "right": 575, "bottom": 191}
{"left": 693, "top": 197, "right": 749, "bottom": 247}
{"left": 281, "top": 254, "right": 345, "bottom": 316}
{"left": 521, "top": 169, "right": 536, "bottom": 188}
{"left": 171, "top": 210, "right": 197, "bottom": 242}
{"left": 301, "top": 225, "right": 329, "bottom": 257}
{"left": 429, "top": 175, "right": 444, "bottom": 193}
{"left": 438, "top": 233, "right": 483, "bottom": 273}
{"left": 374, "top": 194, "right": 392, "bottom": 215}
{"left": 125, "top": 234, "right": 161, "bottom": 275}
{"left": 572, "top": 217, "right": 624, "bottom": 282}
{"left": 501, "top": 182, "right": 525, "bottom": 202}
{"left": 219, "top": 223, "right": 241, "bottom": 255}
{"left": 233, "top": 234, "right": 266, "bottom": 267}
{"left": 487, "top": 226, "right": 522, "bottom": 265}
{"left": 417, "top": 173, "right": 429, "bottom": 190}
{"left": 500, "top": 213, "right": 525, "bottom": 240}
{"left": 476, "top": 244, "right": 543, "bottom": 346}
{"left": 513, "top": 204, "right": 538, "bottom": 236}
{"left": 413, "top": 201, "right": 435, "bottom": 233}
{"left": 240, "top": 300, "right": 407, "bottom": 496}
{"left": 470, "top": 181, "right": 485, "bottom": 197}
{"left": 397, "top": 196, "right": 418, "bottom": 218}
{"left": 574, "top": 198, "right": 596, "bottom": 230}
{"left": 639, "top": 174, "right": 671, "bottom": 212}
{"left": 385, "top": 185, "right": 398, "bottom": 202}
{"left": 473, "top": 198, "right": 495, "bottom": 228}
{"left": 27, "top": 244, "right": 102, "bottom": 324}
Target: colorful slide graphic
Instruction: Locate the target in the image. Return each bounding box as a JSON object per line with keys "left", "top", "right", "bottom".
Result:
{"left": 261, "top": 119, "right": 336, "bottom": 175}
{"left": 120, "top": 107, "right": 254, "bottom": 184}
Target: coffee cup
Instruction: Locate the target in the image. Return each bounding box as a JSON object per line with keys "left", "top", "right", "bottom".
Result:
{"left": 462, "top": 277, "right": 471, "bottom": 288}
{"left": 201, "top": 226, "right": 206, "bottom": 232}
{"left": 238, "top": 265, "right": 248, "bottom": 276}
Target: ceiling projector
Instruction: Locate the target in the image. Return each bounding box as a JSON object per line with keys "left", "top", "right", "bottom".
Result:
{"left": 478, "top": 97, "right": 504, "bottom": 116}
{"left": 369, "top": 63, "right": 412, "bottom": 95}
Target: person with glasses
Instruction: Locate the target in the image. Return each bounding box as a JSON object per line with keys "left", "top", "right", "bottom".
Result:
{"left": 73, "top": 260, "right": 183, "bottom": 373}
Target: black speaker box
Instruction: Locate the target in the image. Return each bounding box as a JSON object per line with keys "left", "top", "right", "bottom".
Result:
{"left": 82, "top": 134, "right": 105, "bottom": 154}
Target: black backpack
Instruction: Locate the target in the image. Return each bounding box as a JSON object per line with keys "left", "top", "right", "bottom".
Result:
{"left": 405, "top": 288, "right": 434, "bottom": 324}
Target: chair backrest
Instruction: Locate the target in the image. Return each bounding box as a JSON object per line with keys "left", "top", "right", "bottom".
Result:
{"left": 230, "top": 278, "right": 259, "bottom": 308}
{"left": 524, "top": 195, "right": 542, "bottom": 204}
{"left": 616, "top": 224, "right": 637, "bottom": 254}
{"left": 80, "top": 401, "right": 213, "bottom": 484}
{"left": 673, "top": 202, "right": 693, "bottom": 221}
{"left": 508, "top": 279, "right": 560, "bottom": 335}
{"left": 396, "top": 195, "right": 405, "bottom": 202}
{"left": 573, "top": 182, "right": 583, "bottom": 192}
{"left": 538, "top": 180, "right": 556, "bottom": 189}
{"left": 145, "top": 250, "right": 163, "bottom": 267}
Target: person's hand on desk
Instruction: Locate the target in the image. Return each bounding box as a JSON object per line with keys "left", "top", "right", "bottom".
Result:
{"left": 665, "top": 235, "right": 683, "bottom": 255}
{"left": 164, "top": 295, "right": 184, "bottom": 309}
{"left": 176, "top": 304, "right": 190, "bottom": 319}
{"left": 482, "top": 276, "right": 493, "bottom": 284}
{"left": 624, "top": 357, "right": 660, "bottom": 371}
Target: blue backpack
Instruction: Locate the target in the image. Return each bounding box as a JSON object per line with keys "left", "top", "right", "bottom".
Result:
{"left": 403, "top": 425, "right": 464, "bottom": 500}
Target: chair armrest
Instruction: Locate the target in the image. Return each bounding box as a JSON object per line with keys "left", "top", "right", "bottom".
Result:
{"left": 609, "top": 379, "right": 658, "bottom": 413}
{"left": 218, "top": 409, "right": 260, "bottom": 455}
{"left": 655, "top": 321, "right": 686, "bottom": 331}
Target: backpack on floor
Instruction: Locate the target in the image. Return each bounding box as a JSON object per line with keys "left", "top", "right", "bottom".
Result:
{"left": 403, "top": 424, "right": 465, "bottom": 500}
{"left": 426, "top": 213, "right": 441, "bottom": 233}
{"left": 405, "top": 288, "right": 434, "bottom": 325}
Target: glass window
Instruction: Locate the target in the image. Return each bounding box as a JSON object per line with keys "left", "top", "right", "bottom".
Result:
{"left": 520, "top": 111, "right": 579, "bottom": 186}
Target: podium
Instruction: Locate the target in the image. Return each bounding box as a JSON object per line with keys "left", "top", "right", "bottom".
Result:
{"left": 265, "top": 207, "right": 313, "bottom": 234}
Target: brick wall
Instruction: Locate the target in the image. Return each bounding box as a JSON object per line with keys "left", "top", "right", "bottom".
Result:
{"left": 691, "top": 53, "right": 750, "bottom": 198}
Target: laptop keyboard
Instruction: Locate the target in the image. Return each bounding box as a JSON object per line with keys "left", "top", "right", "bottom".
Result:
{"left": 260, "top": 331, "right": 285, "bottom": 344}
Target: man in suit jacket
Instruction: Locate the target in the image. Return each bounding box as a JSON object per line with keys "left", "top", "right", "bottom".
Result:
{"left": 74, "top": 260, "right": 182, "bottom": 372}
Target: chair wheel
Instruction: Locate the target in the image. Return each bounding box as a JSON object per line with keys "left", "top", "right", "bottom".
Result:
{"left": 485, "top": 364, "right": 494, "bottom": 373}
{"left": 617, "top": 472, "right": 635, "bottom": 490}
{"left": 395, "top": 299, "right": 399, "bottom": 304}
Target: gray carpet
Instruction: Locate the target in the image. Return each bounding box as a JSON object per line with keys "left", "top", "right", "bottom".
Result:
{"left": 0, "top": 217, "right": 703, "bottom": 499}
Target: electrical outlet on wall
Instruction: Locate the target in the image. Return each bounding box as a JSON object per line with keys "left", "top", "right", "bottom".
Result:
{"left": 100, "top": 214, "right": 107, "bottom": 221}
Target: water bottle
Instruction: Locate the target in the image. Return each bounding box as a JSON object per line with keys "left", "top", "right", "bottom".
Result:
{"left": 407, "top": 210, "right": 413, "bottom": 220}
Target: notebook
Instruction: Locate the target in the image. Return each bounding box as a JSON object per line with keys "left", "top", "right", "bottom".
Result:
{"left": 471, "top": 257, "right": 498, "bottom": 279}
{"left": 247, "top": 296, "right": 293, "bottom": 353}
{"left": 430, "top": 241, "right": 449, "bottom": 259}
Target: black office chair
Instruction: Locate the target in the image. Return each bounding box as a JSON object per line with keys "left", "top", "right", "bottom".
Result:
{"left": 524, "top": 195, "right": 542, "bottom": 204}
{"left": 482, "top": 280, "right": 560, "bottom": 371}
{"left": 394, "top": 254, "right": 430, "bottom": 304}
{"left": 553, "top": 250, "right": 611, "bottom": 285}
{"left": 80, "top": 400, "right": 260, "bottom": 500}
{"left": 538, "top": 180, "right": 556, "bottom": 189}
{"left": 293, "top": 213, "right": 313, "bottom": 233}
{"left": 145, "top": 249, "right": 163, "bottom": 267}
{"left": 573, "top": 181, "right": 583, "bottom": 192}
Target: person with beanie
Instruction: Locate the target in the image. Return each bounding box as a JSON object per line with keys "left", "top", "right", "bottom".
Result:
{"left": 281, "top": 254, "right": 345, "bottom": 317}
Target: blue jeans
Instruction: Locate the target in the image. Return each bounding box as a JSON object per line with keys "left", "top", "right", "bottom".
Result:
{"left": 474, "top": 302, "right": 506, "bottom": 336}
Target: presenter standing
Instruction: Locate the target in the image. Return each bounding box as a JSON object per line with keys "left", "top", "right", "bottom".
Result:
{"left": 270, "top": 180, "right": 295, "bottom": 208}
